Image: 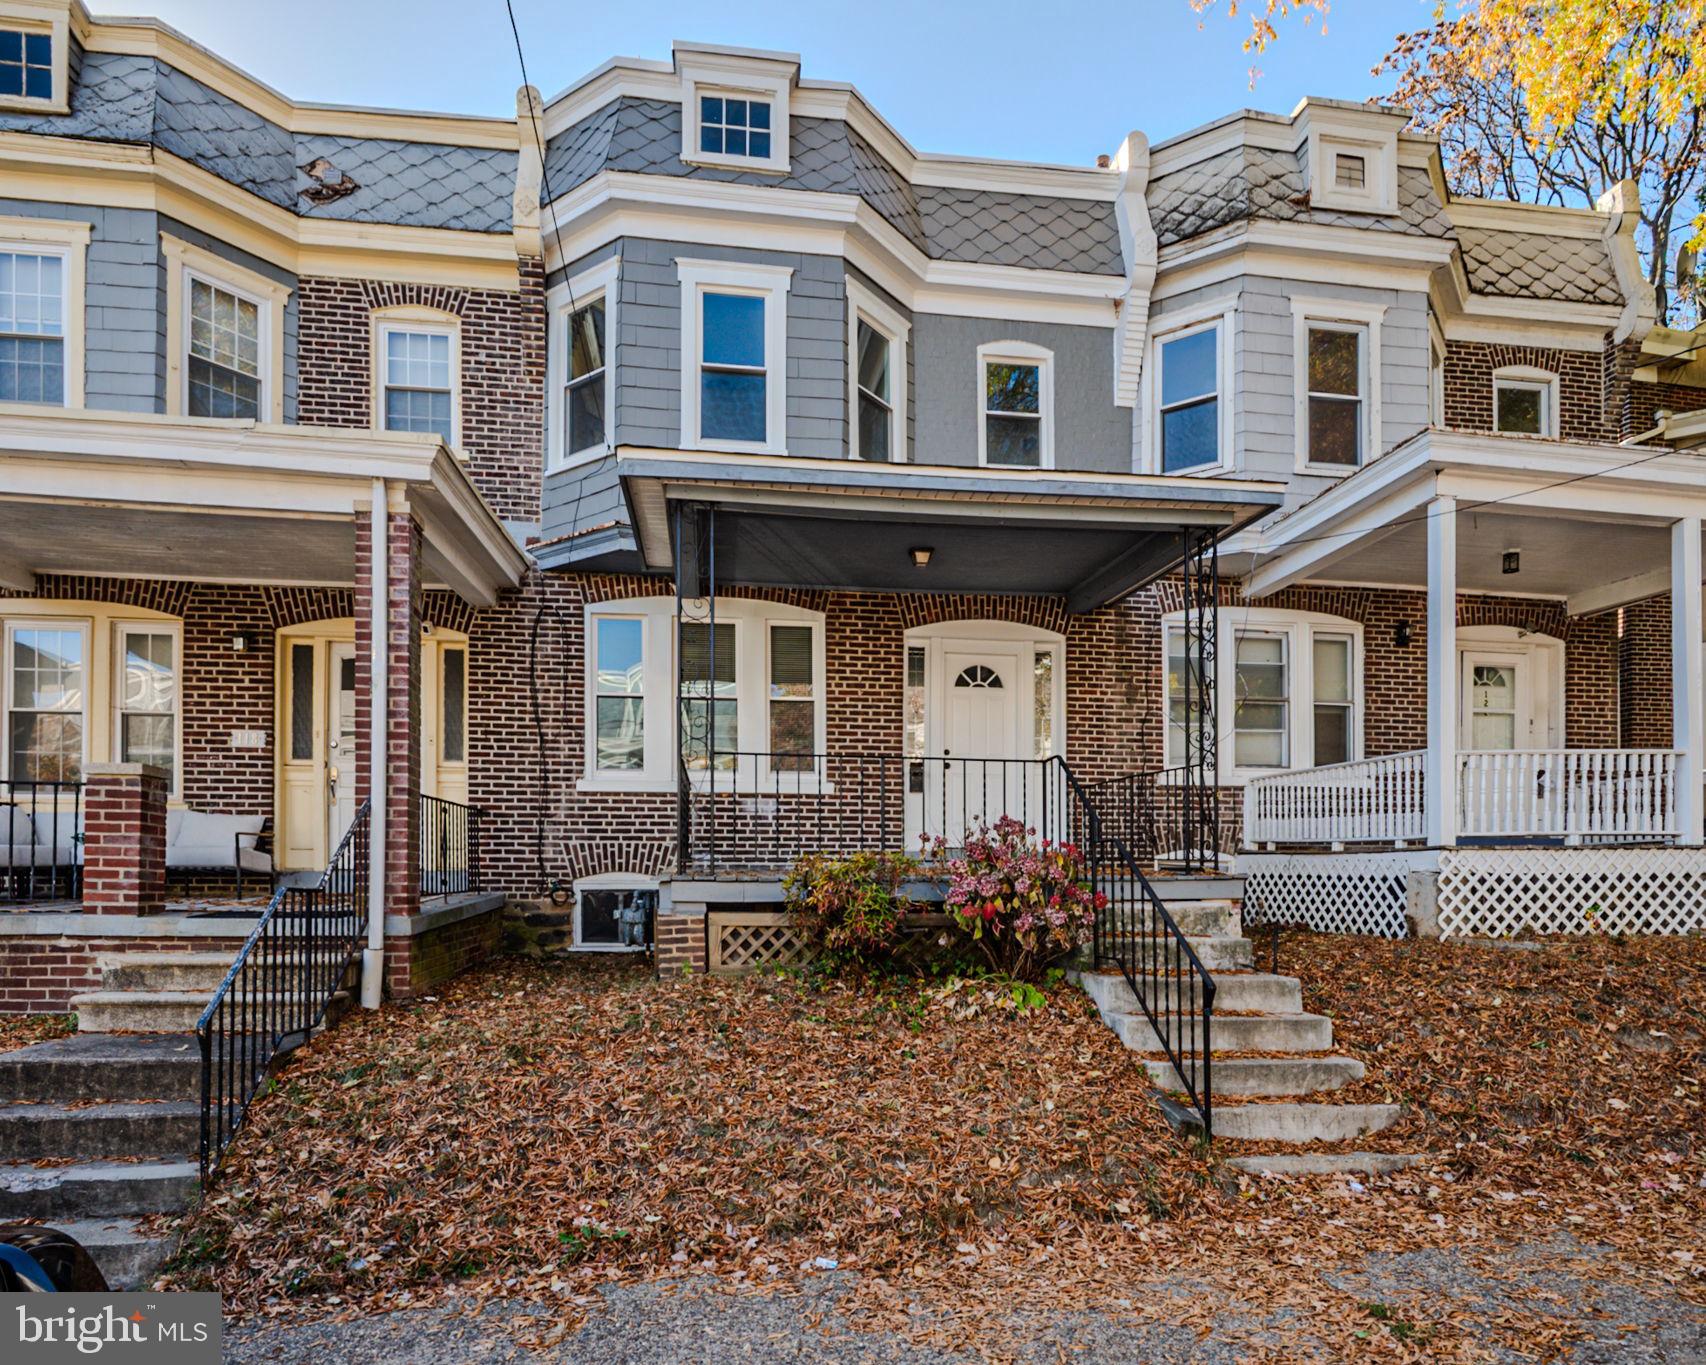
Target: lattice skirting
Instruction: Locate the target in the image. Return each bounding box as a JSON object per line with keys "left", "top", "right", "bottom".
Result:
{"left": 706, "top": 912, "right": 812, "bottom": 974}
{"left": 1238, "top": 852, "right": 1417, "bottom": 938}
{"left": 1437, "top": 848, "right": 1706, "bottom": 938}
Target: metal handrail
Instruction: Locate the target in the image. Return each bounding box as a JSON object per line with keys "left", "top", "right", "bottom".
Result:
{"left": 196, "top": 801, "right": 370, "bottom": 1183}
{"left": 419, "top": 793, "right": 484, "bottom": 898}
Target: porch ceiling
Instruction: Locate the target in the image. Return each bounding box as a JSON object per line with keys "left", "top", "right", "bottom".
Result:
{"left": 0, "top": 405, "right": 529, "bottom": 605}
{"left": 616, "top": 447, "right": 1286, "bottom": 612}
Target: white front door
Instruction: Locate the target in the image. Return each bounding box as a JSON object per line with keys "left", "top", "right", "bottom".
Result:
{"left": 327, "top": 642, "right": 358, "bottom": 852}
{"left": 920, "top": 645, "right": 1027, "bottom": 845}
{"left": 1460, "top": 652, "right": 1530, "bottom": 750}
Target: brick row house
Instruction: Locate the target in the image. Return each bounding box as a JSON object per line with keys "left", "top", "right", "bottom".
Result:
{"left": 2, "top": 4, "right": 1706, "bottom": 1012}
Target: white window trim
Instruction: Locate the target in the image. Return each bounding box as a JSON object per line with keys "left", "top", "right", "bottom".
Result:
{"left": 1303, "top": 129, "right": 1398, "bottom": 216}
{"left": 112, "top": 620, "right": 184, "bottom": 800}
{"left": 571, "top": 871, "right": 657, "bottom": 953}
{"left": 976, "top": 340, "right": 1055, "bottom": 471}
{"left": 2, "top": 616, "right": 90, "bottom": 787}
{"left": 546, "top": 256, "right": 619, "bottom": 472}
{"left": 1492, "top": 365, "right": 1560, "bottom": 439}
{"left": 370, "top": 305, "right": 462, "bottom": 450}
{"left": 1427, "top": 313, "right": 1447, "bottom": 429}
{"left": 0, "top": 9, "right": 71, "bottom": 115}
{"left": 1140, "top": 304, "right": 1235, "bottom": 476}
{"left": 679, "top": 61, "right": 791, "bottom": 175}
{"left": 1291, "top": 297, "right": 1385, "bottom": 476}
{"left": 162, "top": 233, "right": 290, "bottom": 424}
{"left": 677, "top": 258, "right": 792, "bottom": 456}
{"left": 1163, "top": 607, "right": 1363, "bottom": 787}
{"left": 846, "top": 277, "right": 909, "bottom": 463}
{"left": 578, "top": 596, "right": 828, "bottom": 793}
{"left": 0, "top": 214, "right": 89, "bottom": 408}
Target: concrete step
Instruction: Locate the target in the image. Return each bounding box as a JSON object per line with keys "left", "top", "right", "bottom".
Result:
{"left": 1079, "top": 969, "right": 1302, "bottom": 1017}
{"left": 50, "top": 1216, "right": 175, "bottom": 1291}
{"left": 0, "top": 1101, "right": 200, "bottom": 1161}
{"left": 1099, "top": 898, "right": 1240, "bottom": 938}
{"left": 0, "top": 1033, "right": 201, "bottom": 1103}
{"left": 1149, "top": 874, "right": 1244, "bottom": 902}
{"left": 0, "top": 1159, "right": 199, "bottom": 1219}
{"left": 1097, "top": 934, "right": 1254, "bottom": 971}
{"left": 1205, "top": 1102, "right": 1404, "bottom": 1144}
{"left": 1112, "top": 1010, "right": 1334, "bottom": 1056}
{"left": 72, "top": 991, "right": 212, "bottom": 1033}
{"left": 1144, "top": 1054, "right": 1364, "bottom": 1097}
{"left": 98, "top": 952, "right": 235, "bottom": 993}
{"left": 1225, "top": 1151, "right": 1424, "bottom": 1178}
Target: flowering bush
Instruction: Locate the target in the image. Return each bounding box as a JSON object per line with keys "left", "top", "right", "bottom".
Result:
{"left": 925, "top": 816, "right": 1103, "bottom": 981}
{"left": 783, "top": 850, "right": 926, "bottom": 970}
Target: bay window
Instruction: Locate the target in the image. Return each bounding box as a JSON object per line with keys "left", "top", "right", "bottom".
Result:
{"left": 164, "top": 234, "right": 288, "bottom": 423}
{"left": 679, "top": 621, "right": 737, "bottom": 771}
{"left": 547, "top": 258, "right": 617, "bottom": 468}
{"left": 768, "top": 624, "right": 815, "bottom": 769}
{"left": 1233, "top": 633, "right": 1289, "bottom": 768}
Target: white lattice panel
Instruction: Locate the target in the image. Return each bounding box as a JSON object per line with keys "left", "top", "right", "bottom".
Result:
{"left": 1238, "top": 852, "right": 1415, "bottom": 938}
{"left": 1437, "top": 848, "right": 1706, "bottom": 938}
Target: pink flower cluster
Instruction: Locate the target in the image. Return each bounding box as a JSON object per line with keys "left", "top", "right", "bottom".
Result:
{"left": 924, "top": 816, "right": 1104, "bottom": 980}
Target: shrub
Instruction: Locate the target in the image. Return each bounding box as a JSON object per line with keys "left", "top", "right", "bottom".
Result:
{"left": 783, "top": 850, "right": 926, "bottom": 970}
{"left": 925, "top": 816, "right": 1103, "bottom": 981}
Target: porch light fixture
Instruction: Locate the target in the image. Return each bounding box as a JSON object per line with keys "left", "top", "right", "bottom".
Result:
{"left": 1393, "top": 621, "right": 1414, "bottom": 648}
{"left": 909, "top": 546, "right": 934, "bottom": 569}
{"left": 229, "top": 632, "right": 255, "bottom": 652}
{"left": 1502, "top": 549, "right": 1521, "bottom": 575}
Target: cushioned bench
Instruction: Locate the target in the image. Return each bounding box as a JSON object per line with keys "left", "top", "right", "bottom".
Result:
{"left": 166, "top": 810, "right": 274, "bottom": 897}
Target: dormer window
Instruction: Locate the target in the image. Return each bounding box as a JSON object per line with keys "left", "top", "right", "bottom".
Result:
{"left": 1333, "top": 154, "right": 1366, "bottom": 190}
{"left": 0, "top": 29, "right": 50, "bottom": 100}
{"left": 699, "top": 95, "right": 772, "bottom": 160}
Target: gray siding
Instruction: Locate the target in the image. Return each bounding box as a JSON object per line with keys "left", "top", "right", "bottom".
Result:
{"left": 540, "top": 453, "right": 624, "bottom": 530}
{"left": 912, "top": 316, "right": 1130, "bottom": 472}
{"left": 0, "top": 198, "right": 161, "bottom": 413}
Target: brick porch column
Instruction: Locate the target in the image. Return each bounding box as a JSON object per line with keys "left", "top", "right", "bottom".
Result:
{"left": 355, "top": 505, "right": 422, "bottom": 926}
{"left": 81, "top": 763, "right": 168, "bottom": 914}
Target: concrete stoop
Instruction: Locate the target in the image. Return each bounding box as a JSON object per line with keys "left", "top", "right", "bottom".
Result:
{"left": 1080, "top": 898, "right": 1422, "bottom": 1175}
{"left": 0, "top": 1032, "right": 204, "bottom": 1289}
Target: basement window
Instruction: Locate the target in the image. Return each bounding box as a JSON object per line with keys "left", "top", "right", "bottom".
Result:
{"left": 573, "top": 873, "right": 657, "bottom": 951}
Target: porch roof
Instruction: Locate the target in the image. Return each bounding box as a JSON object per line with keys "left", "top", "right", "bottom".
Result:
{"left": 613, "top": 447, "right": 1286, "bottom": 612}
{"left": 1237, "top": 428, "right": 1706, "bottom": 615}
{"left": 0, "top": 404, "right": 529, "bottom": 607}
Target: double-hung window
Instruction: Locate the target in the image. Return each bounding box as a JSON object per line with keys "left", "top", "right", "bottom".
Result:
{"left": 380, "top": 326, "right": 455, "bottom": 442}
{"left": 593, "top": 617, "right": 645, "bottom": 773}
{"left": 680, "top": 621, "right": 738, "bottom": 771}
{"left": 117, "top": 627, "right": 177, "bottom": 789}
{"left": 1311, "top": 634, "right": 1353, "bottom": 766}
{"left": 855, "top": 322, "right": 893, "bottom": 461}
{"left": 0, "top": 247, "right": 64, "bottom": 404}
{"left": 1233, "top": 633, "right": 1290, "bottom": 769}
{"left": 768, "top": 625, "right": 815, "bottom": 770}
{"left": 564, "top": 298, "right": 607, "bottom": 456}
{"left": 848, "top": 281, "right": 908, "bottom": 463}
{"left": 1155, "top": 320, "right": 1223, "bottom": 473}
{"left": 1293, "top": 300, "right": 1384, "bottom": 473}
{"left": 165, "top": 235, "right": 288, "bottom": 423}
{"left": 547, "top": 259, "right": 616, "bottom": 468}
{"left": 188, "top": 278, "right": 261, "bottom": 419}
{"left": 678, "top": 260, "right": 791, "bottom": 455}
{"left": 978, "top": 342, "right": 1053, "bottom": 469}
{"left": 5, "top": 622, "right": 85, "bottom": 784}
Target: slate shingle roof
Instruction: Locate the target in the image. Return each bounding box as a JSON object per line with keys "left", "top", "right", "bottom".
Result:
{"left": 1456, "top": 225, "right": 1620, "bottom": 304}
{"left": 0, "top": 51, "right": 515, "bottom": 233}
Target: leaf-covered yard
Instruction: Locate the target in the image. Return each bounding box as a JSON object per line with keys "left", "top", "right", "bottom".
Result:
{"left": 163, "top": 936, "right": 1706, "bottom": 1359}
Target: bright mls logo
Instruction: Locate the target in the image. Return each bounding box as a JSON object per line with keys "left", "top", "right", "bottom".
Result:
{"left": 7, "top": 1294, "right": 220, "bottom": 1364}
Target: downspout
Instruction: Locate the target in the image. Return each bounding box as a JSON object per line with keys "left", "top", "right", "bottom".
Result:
{"left": 361, "top": 479, "right": 389, "bottom": 1009}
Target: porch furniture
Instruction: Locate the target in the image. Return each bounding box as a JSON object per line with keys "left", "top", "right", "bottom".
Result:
{"left": 165, "top": 809, "right": 274, "bottom": 898}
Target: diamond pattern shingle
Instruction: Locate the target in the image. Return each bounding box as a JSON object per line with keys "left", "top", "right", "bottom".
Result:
{"left": 918, "top": 186, "right": 1123, "bottom": 274}
{"left": 0, "top": 50, "right": 155, "bottom": 142}
{"left": 1457, "top": 226, "right": 1620, "bottom": 304}
{"left": 293, "top": 135, "right": 516, "bottom": 233}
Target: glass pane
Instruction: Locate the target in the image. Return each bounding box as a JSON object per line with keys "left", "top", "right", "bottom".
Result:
{"left": 442, "top": 648, "right": 466, "bottom": 763}
{"left": 1161, "top": 327, "right": 1216, "bottom": 406}
{"left": 12, "top": 628, "right": 82, "bottom": 710}
{"left": 1307, "top": 327, "right": 1360, "bottom": 396}
{"left": 679, "top": 622, "right": 736, "bottom": 693}
{"left": 1033, "top": 651, "right": 1054, "bottom": 760}
{"left": 384, "top": 387, "right": 452, "bottom": 440}
{"left": 726, "top": 99, "right": 747, "bottom": 126}
{"left": 985, "top": 414, "right": 1041, "bottom": 467}
{"left": 290, "top": 642, "right": 314, "bottom": 761}
{"left": 749, "top": 101, "right": 770, "bottom": 130}
{"left": 700, "top": 126, "right": 723, "bottom": 155}
{"left": 0, "top": 335, "right": 66, "bottom": 404}
{"left": 1233, "top": 710, "right": 1287, "bottom": 767}
{"left": 9, "top": 712, "right": 81, "bottom": 783}
{"left": 1471, "top": 712, "right": 1517, "bottom": 749}
{"left": 985, "top": 362, "right": 1040, "bottom": 414}
{"left": 188, "top": 357, "right": 260, "bottom": 420}
{"left": 701, "top": 370, "right": 766, "bottom": 443}
{"left": 596, "top": 618, "right": 644, "bottom": 695}
{"left": 122, "top": 712, "right": 175, "bottom": 783}
{"left": 725, "top": 129, "right": 747, "bottom": 157}
{"left": 1495, "top": 384, "right": 1543, "bottom": 435}
{"left": 904, "top": 646, "right": 926, "bottom": 757}
{"left": 680, "top": 698, "right": 737, "bottom": 769}
{"left": 749, "top": 131, "right": 772, "bottom": 159}
{"left": 769, "top": 625, "right": 813, "bottom": 696}
{"left": 1162, "top": 398, "right": 1217, "bottom": 472}
{"left": 0, "top": 251, "right": 64, "bottom": 338}
{"left": 123, "top": 632, "right": 175, "bottom": 714}
{"left": 769, "top": 698, "right": 815, "bottom": 764}
{"left": 1308, "top": 396, "right": 1361, "bottom": 466}
{"left": 569, "top": 300, "right": 605, "bottom": 380}
{"left": 1470, "top": 664, "right": 1515, "bottom": 709}
{"left": 1235, "top": 635, "right": 1286, "bottom": 700}
{"left": 856, "top": 320, "right": 888, "bottom": 401}
{"left": 701, "top": 292, "right": 765, "bottom": 368}
{"left": 857, "top": 392, "right": 891, "bottom": 461}
{"left": 596, "top": 696, "right": 645, "bottom": 770}
{"left": 1334, "top": 154, "right": 1366, "bottom": 188}
{"left": 1313, "top": 705, "right": 1350, "bottom": 766}
{"left": 700, "top": 96, "right": 723, "bottom": 124}
{"left": 568, "top": 375, "right": 606, "bottom": 454}
{"left": 579, "top": 888, "right": 623, "bottom": 944}
{"left": 1313, "top": 635, "right": 1351, "bottom": 703}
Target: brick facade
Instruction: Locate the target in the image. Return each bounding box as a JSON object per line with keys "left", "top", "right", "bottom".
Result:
{"left": 1620, "top": 595, "right": 1674, "bottom": 747}
{"left": 79, "top": 765, "right": 168, "bottom": 915}
{"left": 1443, "top": 340, "right": 1614, "bottom": 442}
{"left": 0, "top": 935, "right": 248, "bottom": 1014}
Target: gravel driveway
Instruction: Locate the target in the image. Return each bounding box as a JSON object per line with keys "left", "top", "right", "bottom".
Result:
{"left": 223, "top": 1241, "right": 1704, "bottom": 1363}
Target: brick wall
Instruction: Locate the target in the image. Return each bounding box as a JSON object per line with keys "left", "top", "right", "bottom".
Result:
{"left": 1620, "top": 595, "right": 1673, "bottom": 746}
{"left": 80, "top": 765, "right": 168, "bottom": 915}
{"left": 295, "top": 267, "right": 547, "bottom": 524}
{"left": 383, "top": 908, "right": 501, "bottom": 998}
{"left": 0, "top": 935, "right": 246, "bottom": 1014}
{"left": 1443, "top": 340, "right": 1613, "bottom": 441}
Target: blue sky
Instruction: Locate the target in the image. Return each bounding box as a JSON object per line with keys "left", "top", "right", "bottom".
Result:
{"left": 118, "top": 0, "right": 1438, "bottom": 161}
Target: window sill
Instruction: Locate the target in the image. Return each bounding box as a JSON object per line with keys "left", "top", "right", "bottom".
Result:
{"left": 679, "top": 153, "right": 789, "bottom": 176}
{"left": 576, "top": 777, "right": 676, "bottom": 795}
{"left": 1296, "top": 461, "right": 1361, "bottom": 478}
{"left": 682, "top": 437, "right": 789, "bottom": 458}
{"left": 548, "top": 443, "right": 616, "bottom": 476}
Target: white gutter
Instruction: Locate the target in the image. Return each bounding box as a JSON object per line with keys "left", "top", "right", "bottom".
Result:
{"left": 361, "top": 479, "right": 389, "bottom": 1009}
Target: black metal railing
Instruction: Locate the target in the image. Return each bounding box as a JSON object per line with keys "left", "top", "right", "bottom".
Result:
{"left": 419, "top": 794, "right": 483, "bottom": 899}
{"left": 0, "top": 779, "right": 83, "bottom": 905}
{"left": 197, "top": 800, "right": 370, "bottom": 1183}
{"left": 1060, "top": 760, "right": 1217, "bottom": 1138}
{"left": 1082, "top": 767, "right": 1226, "bottom": 871}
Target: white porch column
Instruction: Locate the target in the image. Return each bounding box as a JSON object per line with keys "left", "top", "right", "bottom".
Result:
{"left": 1671, "top": 516, "right": 1704, "bottom": 846}
{"left": 1425, "top": 496, "right": 1458, "bottom": 847}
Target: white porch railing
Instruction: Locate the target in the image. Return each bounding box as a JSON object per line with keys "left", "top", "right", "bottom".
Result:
{"left": 1243, "top": 747, "right": 1683, "bottom": 847}
{"left": 1243, "top": 751, "right": 1427, "bottom": 846}
{"left": 1456, "top": 748, "right": 1680, "bottom": 842}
